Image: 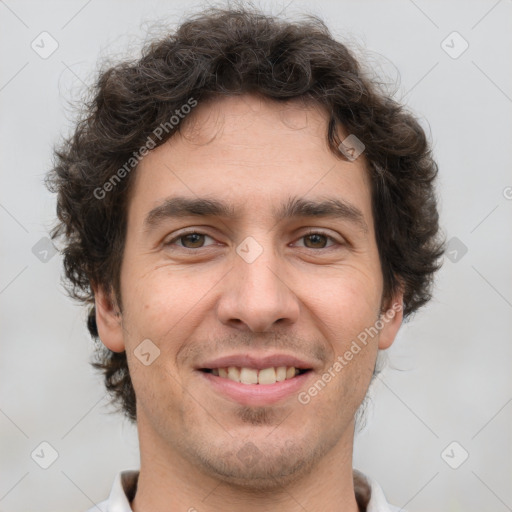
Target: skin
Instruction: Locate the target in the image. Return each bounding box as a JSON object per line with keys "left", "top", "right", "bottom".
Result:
{"left": 94, "top": 93, "right": 403, "bottom": 512}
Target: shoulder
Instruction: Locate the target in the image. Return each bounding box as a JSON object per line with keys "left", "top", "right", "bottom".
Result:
{"left": 84, "top": 469, "right": 139, "bottom": 512}
{"left": 85, "top": 499, "right": 108, "bottom": 512}
{"left": 354, "top": 468, "right": 405, "bottom": 512}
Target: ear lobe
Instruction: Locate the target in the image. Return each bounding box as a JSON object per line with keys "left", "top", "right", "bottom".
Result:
{"left": 93, "top": 284, "right": 125, "bottom": 353}
{"left": 377, "top": 290, "right": 404, "bottom": 350}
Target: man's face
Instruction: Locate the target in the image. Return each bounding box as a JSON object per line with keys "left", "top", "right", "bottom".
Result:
{"left": 97, "top": 94, "right": 402, "bottom": 487}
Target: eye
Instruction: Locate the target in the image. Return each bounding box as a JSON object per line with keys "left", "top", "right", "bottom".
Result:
{"left": 164, "top": 231, "right": 216, "bottom": 249}
{"left": 163, "top": 230, "right": 341, "bottom": 251}
{"left": 295, "top": 231, "right": 339, "bottom": 249}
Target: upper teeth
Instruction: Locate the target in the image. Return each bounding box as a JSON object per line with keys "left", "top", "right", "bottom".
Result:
{"left": 212, "top": 366, "right": 299, "bottom": 385}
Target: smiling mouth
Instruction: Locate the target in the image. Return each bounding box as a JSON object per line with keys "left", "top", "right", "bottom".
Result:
{"left": 200, "top": 366, "right": 311, "bottom": 385}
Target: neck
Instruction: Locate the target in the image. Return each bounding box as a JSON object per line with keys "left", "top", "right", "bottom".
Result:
{"left": 131, "top": 416, "right": 363, "bottom": 512}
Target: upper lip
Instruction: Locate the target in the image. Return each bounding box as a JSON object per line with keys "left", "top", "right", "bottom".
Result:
{"left": 197, "top": 353, "right": 317, "bottom": 371}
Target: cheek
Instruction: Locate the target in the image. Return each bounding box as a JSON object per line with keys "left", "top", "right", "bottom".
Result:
{"left": 122, "top": 268, "right": 200, "bottom": 330}
{"left": 126, "top": 352, "right": 187, "bottom": 430}
{"left": 120, "top": 267, "right": 219, "bottom": 377}
{"left": 305, "top": 264, "right": 381, "bottom": 339}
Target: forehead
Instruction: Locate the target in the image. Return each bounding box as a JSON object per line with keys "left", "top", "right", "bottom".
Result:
{"left": 129, "top": 93, "right": 374, "bottom": 227}
{"left": 181, "top": 94, "right": 329, "bottom": 145}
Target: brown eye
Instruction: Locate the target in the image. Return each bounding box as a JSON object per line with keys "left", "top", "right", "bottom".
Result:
{"left": 179, "top": 233, "right": 206, "bottom": 248}
{"left": 303, "top": 233, "right": 329, "bottom": 248}
{"left": 165, "top": 232, "right": 216, "bottom": 249}
{"left": 298, "top": 232, "right": 339, "bottom": 249}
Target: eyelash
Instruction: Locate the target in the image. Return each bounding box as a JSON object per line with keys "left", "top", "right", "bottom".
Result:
{"left": 164, "top": 229, "right": 342, "bottom": 251}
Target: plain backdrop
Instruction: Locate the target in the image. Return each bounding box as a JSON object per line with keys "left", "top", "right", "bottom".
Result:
{"left": 1, "top": 1, "right": 511, "bottom": 511}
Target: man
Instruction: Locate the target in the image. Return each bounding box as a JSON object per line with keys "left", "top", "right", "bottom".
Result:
{"left": 47, "top": 5, "right": 444, "bottom": 511}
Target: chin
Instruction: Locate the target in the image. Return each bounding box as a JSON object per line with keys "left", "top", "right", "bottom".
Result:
{"left": 199, "top": 452, "right": 311, "bottom": 490}
{"left": 188, "top": 434, "right": 331, "bottom": 490}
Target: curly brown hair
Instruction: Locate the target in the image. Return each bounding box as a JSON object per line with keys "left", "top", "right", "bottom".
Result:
{"left": 46, "top": 5, "right": 445, "bottom": 422}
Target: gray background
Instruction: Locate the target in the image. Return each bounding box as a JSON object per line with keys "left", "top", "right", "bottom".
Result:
{"left": 1, "top": 0, "right": 511, "bottom": 510}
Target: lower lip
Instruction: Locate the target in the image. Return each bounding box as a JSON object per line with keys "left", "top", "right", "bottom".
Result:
{"left": 198, "top": 370, "right": 313, "bottom": 406}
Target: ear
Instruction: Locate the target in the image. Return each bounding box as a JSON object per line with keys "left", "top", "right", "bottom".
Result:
{"left": 377, "top": 287, "right": 404, "bottom": 350}
{"left": 92, "top": 283, "right": 125, "bottom": 353}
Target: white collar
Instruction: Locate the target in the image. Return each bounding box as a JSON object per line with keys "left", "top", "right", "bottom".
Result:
{"left": 87, "top": 468, "right": 403, "bottom": 512}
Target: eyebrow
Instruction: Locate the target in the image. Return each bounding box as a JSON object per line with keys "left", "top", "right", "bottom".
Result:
{"left": 143, "top": 195, "right": 368, "bottom": 233}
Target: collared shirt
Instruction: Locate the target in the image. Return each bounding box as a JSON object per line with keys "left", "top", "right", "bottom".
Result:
{"left": 87, "top": 468, "right": 403, "bottom": 512}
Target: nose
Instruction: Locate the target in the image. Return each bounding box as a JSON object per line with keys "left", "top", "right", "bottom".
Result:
{"left": 216, "top": 244, "right": 300, "bottom": 333}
